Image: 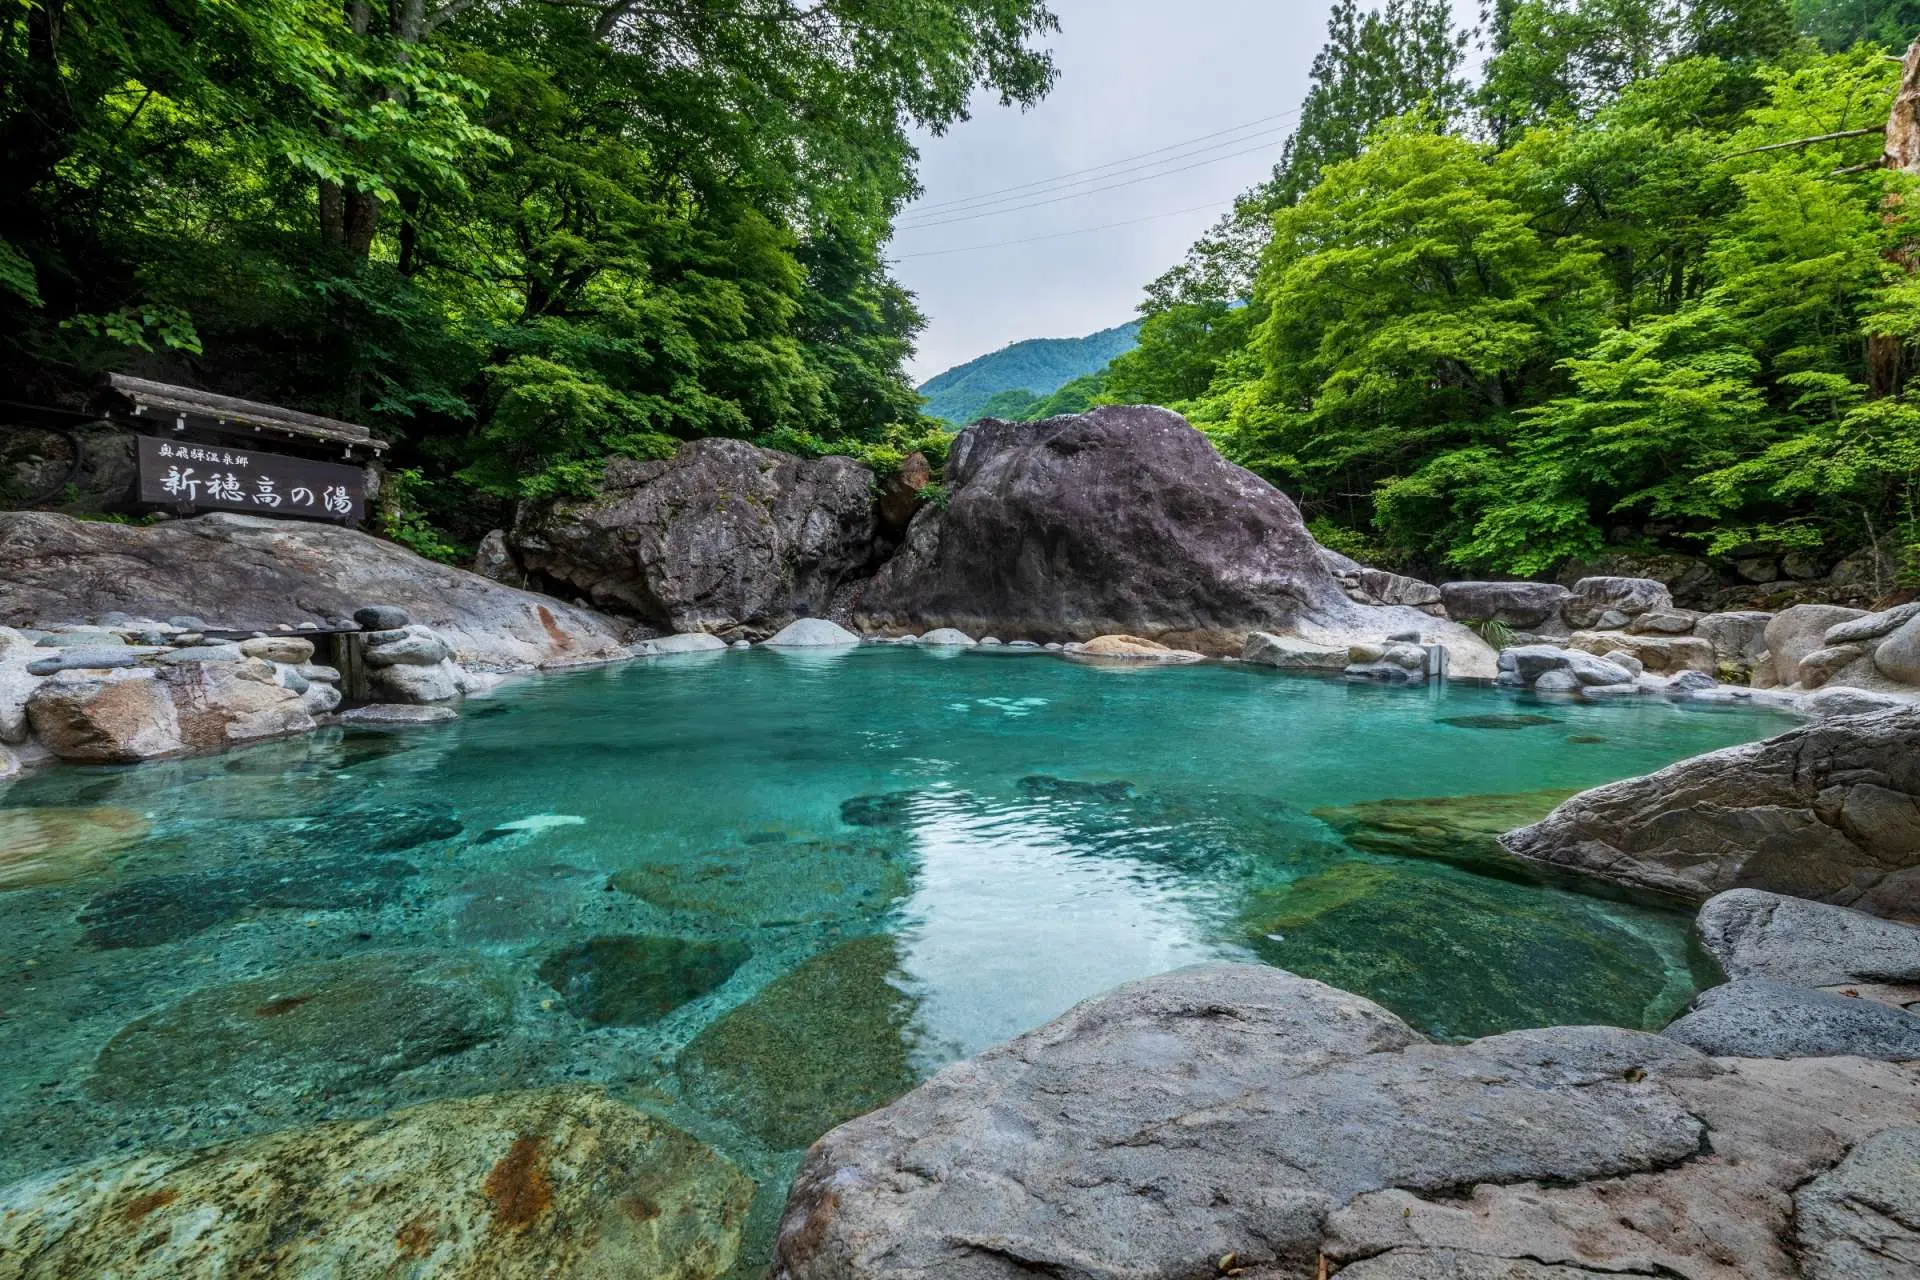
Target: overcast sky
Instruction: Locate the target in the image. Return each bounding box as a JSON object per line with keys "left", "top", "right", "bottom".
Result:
{"left": 894, "top": 0, "right": 1474, "bottom": 383}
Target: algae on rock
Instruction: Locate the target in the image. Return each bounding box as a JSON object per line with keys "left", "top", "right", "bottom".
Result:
{"left": 677, "top": 935, "right": 921, "bottom": 1150}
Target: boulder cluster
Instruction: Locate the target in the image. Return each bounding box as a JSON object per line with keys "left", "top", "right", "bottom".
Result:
{"left": 1, "top": 605, "right": 494, "bottom": 769}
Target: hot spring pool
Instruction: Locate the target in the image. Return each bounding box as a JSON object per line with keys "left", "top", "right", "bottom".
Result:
{"left": 0, "top": 646, "right": 1794, "bottom": 1268}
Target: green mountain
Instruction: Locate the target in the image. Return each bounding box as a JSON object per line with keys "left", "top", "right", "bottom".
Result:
{"left": 918, "top": 321, "right": 1141, "bottom": 425}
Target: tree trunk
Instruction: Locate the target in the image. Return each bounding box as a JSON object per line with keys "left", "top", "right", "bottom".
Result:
{"left": 1870, "top": 38, "right": 1920, "bottom": 398}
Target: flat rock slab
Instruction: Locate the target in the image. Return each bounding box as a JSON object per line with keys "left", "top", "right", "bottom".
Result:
{"left": 1698, "top": 888, "right": 1920, "bottom": 987}
{"left": 332, "top": 703, "right": 458, "bottom": 726}
{"left": 773, "top": 965, "right": 1721, "bottom": 1279}
{"left": 0, "top": 1087, "right": 752, "bottom": 1278}
{"left": 775, "top": 966, "right": 1920, "bottom": 1280}
{"left": 1663, "top": 979, "right": 1920, "bottom": 1060}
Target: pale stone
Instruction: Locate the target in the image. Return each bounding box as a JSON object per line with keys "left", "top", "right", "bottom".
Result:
{"left": 26, "top": 669, "right": 181, "bottom": 762}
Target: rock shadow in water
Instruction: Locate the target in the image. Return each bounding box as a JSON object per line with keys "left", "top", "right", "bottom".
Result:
{"left": 79, "top": 854, "right": 421, "bottom": 948}
{"left": 1242, "top": 862, "right": 1678, "bottom": 1039}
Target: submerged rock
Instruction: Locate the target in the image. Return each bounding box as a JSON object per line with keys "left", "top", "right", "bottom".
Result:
{"left": 1242, "top": 863, "right": 1677, "bottom": 1038}
{"left": 78, "top": 853, "right": 420, "bottom": 948}
{"left": 1437, "top": 714, "right": 1563, "bottom": 730}
{"left": 1502, "top": 708, "right": 1920, "bottom": 917}
{"left": 1016, "top": 775, "right": 1142, "bottom": 805}
{"left": 0, "top": 806, "right": 148, "bottom": 890}
{"left": 538, "top": 936, "right": 750, "bottom": 1026}
{"left": 1312, "top": 790, "right": 1575, "bottom": 876}
{"left": 838, "top": 791, "right": 922, "bottom": 828}
{"left": 679, "top": 936, "right": 919, "bottom": 1150}
{"left": 612, "top": 840, "right": 909, "bottom": 928}
{"left": 88, "top": 952, "right": 513, "bottom": 1108}
{"left": 0, "top": 1087, "right": 752, "bottom": 1279}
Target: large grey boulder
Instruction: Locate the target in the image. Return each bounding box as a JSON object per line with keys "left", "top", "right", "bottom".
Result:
{"left": 1694, "top": 610, "right": 1774, "bottom": 667}
{"left": 511, "top": 439, "right": 876, "bottom": 641}
{"left": 1563, "top": 577, "right": 1672, "bottom": 629}
{"left": 854, "top": 407, "right": 1496, "bottom": 674}
{"left": 1698, "top": 889, "right": 1920, "bottom": 988}
{"left": 1877, "top": 614, "right": 1920, "bottom": 686}
{"left": 1765, "top": 604, "right": 1868, "bottom": 687}
{"left": 0, "top": 511, "right": 622, "bottom": 670}
{"left": 1568, "top": 630, "right": 1716, "bottom": 674}
{"left": 774, "top": 964, "right": 1920, "bottom": 1280}
{"left": 1438, "top": 581, "right": 1570, "bottom": 629}
{"left": 1662, "top": 979, "right": 1920, "bottom": 1060}
{"left": 1501, "top": 708, "right": 1920, "bottom": 917}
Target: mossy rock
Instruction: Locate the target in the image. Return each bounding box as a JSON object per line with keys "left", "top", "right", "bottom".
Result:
{"left": 538, "top": 936, "right": 750, "bottom": 1027}
{"left": 0, "top": 806, "right": 148, "bottom": 890}
{"left": 676, "top": 935, "right": 919, "bottom": 1150}
{"left": 611, "top": 840, "right": 910, "bottom": 927}
{"left": 1244, "top": 862, "right": 1680, "bottom": 1039}
{"left": 1311, "top": 789, "right": 1576, "bottom": 879}
{"left": 89, "top": 952, "right": 513, "bottom": 1108}
{"left": 0, "top": 1087, "right": 752, "bottom": 1279}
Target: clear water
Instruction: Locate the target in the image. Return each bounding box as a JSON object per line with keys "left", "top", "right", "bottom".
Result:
{"left": 0, "top": 648, "right": 1791, "bottom": 1269}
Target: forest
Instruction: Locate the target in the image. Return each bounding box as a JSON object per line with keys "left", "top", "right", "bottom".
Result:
{"left": 1097, "top": 0, "right": 1920, "bottom": 586}
{"left": 0, "top": 0, "right": 1057, "bottom": 552}
{"left": 5, "top": 0, "right": 1920, "bottom": 587}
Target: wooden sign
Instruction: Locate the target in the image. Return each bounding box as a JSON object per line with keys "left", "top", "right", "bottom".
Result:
{"left": 136, "top": 435, "right": 366, "bottom": 522}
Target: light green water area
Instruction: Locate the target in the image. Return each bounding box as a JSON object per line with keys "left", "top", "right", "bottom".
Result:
{"left": 0, "top": 647, "right": 1791, "bottom": 1269}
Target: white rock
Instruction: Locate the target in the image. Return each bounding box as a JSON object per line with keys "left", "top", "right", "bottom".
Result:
{"left": 918, "top": 627, "right": 978, "bottom": 647}
{"left": 633, "top": 632, "right": 728, "bottom": 656}
{"left": 764, "top": 618, "right": 862, "bottom": 648}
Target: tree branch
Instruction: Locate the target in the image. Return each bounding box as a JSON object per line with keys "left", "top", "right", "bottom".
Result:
{"left": 1716, "top": 126, "right": 1885, "bottom": 161}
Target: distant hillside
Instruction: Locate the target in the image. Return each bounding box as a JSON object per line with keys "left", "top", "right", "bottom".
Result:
{"left": 918, "top": 321, "right": 1140, "bottom": 425}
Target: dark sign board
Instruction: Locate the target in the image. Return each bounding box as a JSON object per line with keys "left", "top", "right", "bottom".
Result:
{"left": 136, "top": 434, "right": 365, "bottom": 522}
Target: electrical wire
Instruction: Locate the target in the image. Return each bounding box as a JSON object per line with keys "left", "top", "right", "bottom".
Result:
{"left": 890, "top": 199, "right": 1237, "bottom": 260}
{"left": 894, "top": 138, "right": 1284, "bottom": 231}
{"left": 902, "top": 109, "right": 1301, "bottom": 218}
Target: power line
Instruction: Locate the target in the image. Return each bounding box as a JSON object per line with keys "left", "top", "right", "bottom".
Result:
{"left": 895, "top": 139, "right": 1286, "bottom": 232}
{"left": 904, "top": 109, "right": 1302, "bottom": 217}
{"left": 896, "top": 125, "right": 1294, "bottom": 227}
{"left": 890, "top": 199, "right": 1237, "bottom": 260}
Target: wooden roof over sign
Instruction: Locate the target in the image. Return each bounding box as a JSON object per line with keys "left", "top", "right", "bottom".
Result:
{"left": 101, "top": 374, "right": 389, "bottom": 454}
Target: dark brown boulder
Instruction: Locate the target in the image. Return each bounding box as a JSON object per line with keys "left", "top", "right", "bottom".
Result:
{"left": 876, "top": 451, "right": 931, "bottom": 541}
{"left": 1501, "top": 708, "right": 1920, "bottom": 918}
{"left": 510, "top": 439, "right": 877, "bottom": 639}
{"left": 855, "top": 406, "right": 1478, "bottom": 660}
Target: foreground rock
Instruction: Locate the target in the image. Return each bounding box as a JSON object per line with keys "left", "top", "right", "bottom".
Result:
{"left": 1500, "top": 708, "right": 1920, "bottom": 917}
{"left": 511, "top": 439, "right": 875, "bottom": 640}
{"left": 855, "top": 407, "right": 1496, "bottom": 675}
{"left": 0, "top": 1088, "right": 751, "bottom": 1278}
{"left": 772, "top": 964, "right": 1920, "bottom": 1280}
{"left": 0, "top": 511, "right": 623, "bottom": 669}
{"left": 765, "top": 618, "right": 861, "bottom": 648}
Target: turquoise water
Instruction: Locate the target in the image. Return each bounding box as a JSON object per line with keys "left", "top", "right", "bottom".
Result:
{"left": 0, "top": 647, "right": 1791, "bottom": 1268}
